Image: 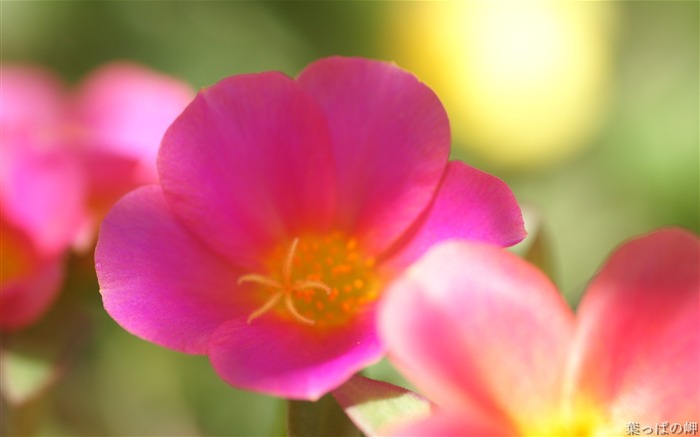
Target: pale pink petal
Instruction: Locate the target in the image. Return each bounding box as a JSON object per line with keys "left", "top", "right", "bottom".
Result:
{"left": 0, "top": 66, "right": 85, "bottom": 255}
{"left": 77, "top": 149, "right": 141, "bottom": 227}
{"left": 379, "top": 241, "right": 574, "bottom": 428}
{"left": 0, "top": 65, "right": 65, "bottom": 136}
{"left": 96, "top": 186, "right": 250, "bottom": 354}
{"left": 208, "top": 310, "right": 382, "bottom": 400}
{"left": 565, "top": 228, "right": 700, "bottom": 424}
{"left": 382, "top": 161, "right": 526, "bottom": 271}
{"left": 387, "top": 412, "right": 517, "bottom": 437}
{"left": 297, "top": 57, "right": 450, "bottom": 254}
{"left": 0, "top": 65, "right": 81, "bottom": 329}
{"left": 73, "top": 61, "right": 194, "bottom": 179}
{"left": 1, "top": 134, "right": 86, "bottom": 256}
{"left": 158, "top": 72, "right": 335, "bottom": 269}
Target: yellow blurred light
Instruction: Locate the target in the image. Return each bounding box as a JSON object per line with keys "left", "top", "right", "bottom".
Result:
{"left": 385, "top": 1, "right": 617, "bottom": 169}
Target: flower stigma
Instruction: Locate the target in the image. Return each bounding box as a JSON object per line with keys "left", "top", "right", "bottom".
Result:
{"left": 238, "top": 232, "right": 380, "bottom": 328}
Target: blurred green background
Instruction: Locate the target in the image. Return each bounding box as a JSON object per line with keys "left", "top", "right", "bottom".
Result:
{"left": 2, "top": 1, "right": 698, "bottom": 436}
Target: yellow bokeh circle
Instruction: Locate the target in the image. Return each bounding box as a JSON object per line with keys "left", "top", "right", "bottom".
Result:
{"left": 385, "top": 1, "right": 618, "bottom": 170}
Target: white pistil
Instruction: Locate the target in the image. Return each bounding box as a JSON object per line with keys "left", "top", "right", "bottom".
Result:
{"left": 240, "top": 237, "right": 330, "bottom": 325}
{"left": 284, "top": 293, "right": 315, "bottom": 326}
{"left": 282, "top": 237, "right": 299, "bottom": 283}
{"left": 238, "top": 274, "right": 282, "bottom": 289}
{"left": 246, "top": 293, "right": 283, "bottom": 324}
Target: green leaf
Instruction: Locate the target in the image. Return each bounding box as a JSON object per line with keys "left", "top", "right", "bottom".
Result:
{"left": 332, "top": 375, "right": 434, "bottom": 436}
{"left": 0, "top": 299, "right": 92, "bottom": 407}
{"left": 0, "top": 350, "right": 57, "bottom": 406}
{"left": 287, "top": 393, "right": 362, "bottom": 437}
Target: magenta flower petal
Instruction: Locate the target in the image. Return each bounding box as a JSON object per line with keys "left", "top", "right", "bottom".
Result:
{"left": 159, "top": 72, "right": 336, "bottom": 268}
{"left": 208, "top": 312, "right": 382, "bottom": 400}
{"left": 566, "top": 228, "right": 700, "bottom": 423}
{"left": 297, "top": 57, "right": 450, "bottom": 253}
{"left": 96, "top": 186, "right": 249, "bottom": 354}
{"left": 380, "top": 241, "right": 574, "bottom": 427}
{"left": 383, "top": 161, "right": 526, "bottom": 270}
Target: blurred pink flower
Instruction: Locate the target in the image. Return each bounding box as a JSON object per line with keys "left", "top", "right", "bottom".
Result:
{"left": 1, "top": 67, "right": 86, "bottom": 330}
{"left": 95, "top": 56, "right": 526, "bottom": 400}
{"left": 0, "top": 63, "right": 192, "bottom": 330}
{"left": 380, "top": 228, "right": 699, "bottom": 436}
{"left": 70, "top": 62, "right": 194, "bottom": 239}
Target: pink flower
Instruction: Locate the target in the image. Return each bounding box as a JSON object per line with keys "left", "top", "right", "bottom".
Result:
{"left": 1, "top": 66, "right": 86, "bottom": 330}
{"left": 70, "top": 62, "right": 194, "bottom": 237}
{"left": 379, "top": 228, "right": 699, "bottom": 436}
{"left": 0, "top": 63, "right": 192, "bottom": 329}
{"left": 95, "top": 56, "right": 526, "bottom": 400}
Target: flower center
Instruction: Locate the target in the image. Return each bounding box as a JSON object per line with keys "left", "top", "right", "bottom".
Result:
{"left": 238, "top": 232, "right": 380, "bottom": 328}
{"left": 525, "top": 404, "right": 607, "bottom": 437}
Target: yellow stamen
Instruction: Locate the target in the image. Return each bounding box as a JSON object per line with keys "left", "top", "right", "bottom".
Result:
{"left": 237, "top": 233, "right": 381, "bottom": 328}
{"left": 291, "top": 279, "right": 332, "bottom": 295}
